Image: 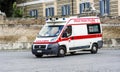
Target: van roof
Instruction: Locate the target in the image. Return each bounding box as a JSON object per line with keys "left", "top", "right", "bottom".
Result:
{"left": 46, "top": 16, "right": 100, "bottom": 25}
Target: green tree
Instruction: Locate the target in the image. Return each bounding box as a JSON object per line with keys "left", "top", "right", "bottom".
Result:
{"left": 0, "top": 0, "right": 4, "bottom": 10}
{"left": 12, "top": 2, "right": 23, "bottom": 17}
{"left": 0, "top": 0, "right": 16, "bottom": 17}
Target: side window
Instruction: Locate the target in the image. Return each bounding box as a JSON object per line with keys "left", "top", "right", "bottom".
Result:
{"left": 87, "top": 24, "right": 101, "bottom": 34}
{"left": 62, "top": 26, "right": 72, "bottom": 37}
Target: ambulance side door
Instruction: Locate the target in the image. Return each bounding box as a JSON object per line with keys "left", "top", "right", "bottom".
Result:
{"left": 69, "top": 25, "right": 90, "bottom": 50}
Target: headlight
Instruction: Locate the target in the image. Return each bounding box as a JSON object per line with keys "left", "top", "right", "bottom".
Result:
{"left": 50, "top": 37, "right": 57, "bottom": 42}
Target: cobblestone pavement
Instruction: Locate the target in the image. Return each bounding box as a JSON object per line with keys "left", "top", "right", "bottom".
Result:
{"left": 0, "top": 49, "right": 120, "bottom": 72}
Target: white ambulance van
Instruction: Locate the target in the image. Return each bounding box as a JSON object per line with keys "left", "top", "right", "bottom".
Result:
{"left": 32, "top": 16, "right": 103, "bottom": 57}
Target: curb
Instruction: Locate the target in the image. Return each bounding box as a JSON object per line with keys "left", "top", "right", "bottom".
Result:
{"left": 101, "top": 47, "right": 120, "bottom": 50}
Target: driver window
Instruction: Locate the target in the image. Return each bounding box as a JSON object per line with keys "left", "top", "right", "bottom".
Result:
{"left": 62, "top": 26, "right": 72, "bottom": 37}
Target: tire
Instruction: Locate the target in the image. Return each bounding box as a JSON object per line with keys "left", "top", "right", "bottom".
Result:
{"left": 91, "top": 44, "right": 98, "bottom": 54}
{"left": 57, "top": 46, "right": 66, "bottom": 57}
{"left": 35, "top": 54, "right": 43, "bottom": 58}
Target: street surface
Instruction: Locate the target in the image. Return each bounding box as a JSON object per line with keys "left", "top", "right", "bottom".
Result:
{"left": 0, "top": 49, "right": 120, "bottom": 72}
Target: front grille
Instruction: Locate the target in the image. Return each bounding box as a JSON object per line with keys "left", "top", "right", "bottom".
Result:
{"left": 34, "top": 45, "right": 46, "bottom": 49}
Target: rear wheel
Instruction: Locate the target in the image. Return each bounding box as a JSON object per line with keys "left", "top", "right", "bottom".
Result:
{"left": 35, "top": 54, "right": 43, "bottom": 58}
{"left": 91, "top": 44, "right": 98, "bottom": 54}
{"left": 57, "top": 46, "right": 66, "bottom": 57}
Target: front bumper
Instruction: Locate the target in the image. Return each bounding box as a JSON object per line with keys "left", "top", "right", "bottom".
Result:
{"left": 32, "top": 43, "right": 59, "bottom": 55}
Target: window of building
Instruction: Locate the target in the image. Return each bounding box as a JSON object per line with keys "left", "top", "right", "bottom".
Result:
{"left": 87, "top": 24, "right": 101, "bottom": 34}
{"left": 29, "top": 9, "right": 38, "bottom": 17}
{"left": 80, "top": 2, "right": 90, "bottom": 14}
{"left": 46, "top": 7, "right": 54, "bottom": 17}
{"left": 99, "top": 0, "right": 110, "bottom": 16}
{"left": 61, "top": 5, "right": 70, "bottom": 16}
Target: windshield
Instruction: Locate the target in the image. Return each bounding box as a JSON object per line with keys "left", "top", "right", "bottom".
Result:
{"left": 38, "top": 25, "right": 64, "bottom": 37}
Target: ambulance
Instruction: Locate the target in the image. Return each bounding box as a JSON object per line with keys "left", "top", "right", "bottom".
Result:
{"left": 32, "top": 16, "right": 103, "bottom": 57}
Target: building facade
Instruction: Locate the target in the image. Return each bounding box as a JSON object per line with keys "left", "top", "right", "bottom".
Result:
{"left": 17, "top": 0, "right": 120, "bottom": 18}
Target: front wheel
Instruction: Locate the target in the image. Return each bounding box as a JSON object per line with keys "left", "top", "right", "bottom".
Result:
{"left": 57, "top": 46, "right": 66, "bottom": 57}
{"left": 91, "top": 44, "right": 98, "bottom": 54}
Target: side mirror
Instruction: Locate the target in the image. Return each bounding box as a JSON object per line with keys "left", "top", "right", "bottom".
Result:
{"left": 62, "top": 32, "right": 67, "bottom": 38}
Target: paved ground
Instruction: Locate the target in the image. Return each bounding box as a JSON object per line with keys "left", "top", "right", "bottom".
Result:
{"left": 0, "top": 49, "right": 120, "bottom": 72}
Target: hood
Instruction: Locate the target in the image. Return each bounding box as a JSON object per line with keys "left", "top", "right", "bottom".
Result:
{"left": 33, "top": 37, "right": 57, "bottom": 44}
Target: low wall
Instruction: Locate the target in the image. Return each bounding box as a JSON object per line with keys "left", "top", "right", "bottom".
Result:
{"left": 0, "top": 24, "right": 42, "bottom": 50}
{"left": 0, "top": 42, "right": 32, "bottom": 50}
{"left": 0, "top": 39, "right": 120, "bottom": 50}
{"left": 103, "top": 38, "right": 120, "bottom": 48}
{"left": 0, "top": 24, "right": 120, "bottom": 50}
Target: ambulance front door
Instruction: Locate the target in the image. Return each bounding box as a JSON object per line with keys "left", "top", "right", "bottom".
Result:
{"left": 61, "top": 26, "right": 74, "bottom": 50}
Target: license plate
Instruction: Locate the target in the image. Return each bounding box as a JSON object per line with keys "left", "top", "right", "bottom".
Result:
{"left": 37, "top": 50, "right": 42, "bottom": 53}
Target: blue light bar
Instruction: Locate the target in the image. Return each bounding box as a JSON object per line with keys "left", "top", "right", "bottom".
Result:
{"left": 46, "top": 18, "right": 48, "bottom": 21}
{"left": 63, "top": 18, "right": 65, "bottom": 20}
